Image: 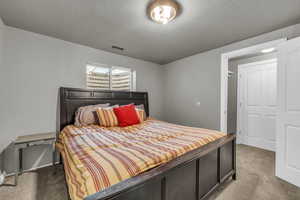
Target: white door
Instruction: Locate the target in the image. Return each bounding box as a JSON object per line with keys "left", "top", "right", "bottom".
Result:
{"left": 237, "top": 59, "right": 277, "bottom": 151}
{"left": 276, "top": 37, "right": 300, "bottom": 187}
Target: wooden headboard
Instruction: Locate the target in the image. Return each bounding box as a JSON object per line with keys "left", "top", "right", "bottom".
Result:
{"left": 59, "top": 87, "right": 149, "bottom": 133}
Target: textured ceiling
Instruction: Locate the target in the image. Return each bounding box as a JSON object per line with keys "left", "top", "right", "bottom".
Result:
{"left": 0, "top": 0, "right": 300, "bottom": 64}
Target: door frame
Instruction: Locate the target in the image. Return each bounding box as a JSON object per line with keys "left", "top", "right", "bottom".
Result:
{"left": 220, "top": 38, "right": 287, "bottom": 133}
{"left": 236, "top": 59, "right": 277, "bottom": 146}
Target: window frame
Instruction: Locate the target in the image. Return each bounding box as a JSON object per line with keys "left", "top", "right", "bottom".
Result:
{"left": 86, "top": 63, "right": 136, "bottom": 91}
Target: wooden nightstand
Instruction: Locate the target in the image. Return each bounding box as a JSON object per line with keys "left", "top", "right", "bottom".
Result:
{"left": 13, "top": 132, "right": 56, "bottom": 186}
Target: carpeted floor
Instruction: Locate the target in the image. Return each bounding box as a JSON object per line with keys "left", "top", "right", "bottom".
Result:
{"left": 0, "top": 144, "right": 300, "bottom": 200}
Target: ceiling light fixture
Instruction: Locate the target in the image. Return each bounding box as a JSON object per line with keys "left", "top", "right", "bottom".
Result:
{"left": 148, "top": 0, "right": 180, "bottom": 24}
{"left": 261, "top": 47, "right": 275, "bottom": 53}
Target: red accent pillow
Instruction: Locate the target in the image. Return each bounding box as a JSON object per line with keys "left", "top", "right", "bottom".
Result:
{"left": 113, "top": 104, "right": 141, "bottom": 127}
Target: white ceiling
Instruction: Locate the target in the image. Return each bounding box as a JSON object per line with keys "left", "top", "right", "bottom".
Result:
{"left": 0, "top": 0, "right": 300, "bottom": 64}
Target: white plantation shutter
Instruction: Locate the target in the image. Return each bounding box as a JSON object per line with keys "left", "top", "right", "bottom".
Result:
{"left": 86, "top": 64, "right": 110, "bottom": 89}
{"left": 86, "top": 64, "right": 135, "bottom": 91}
{"left": 111, "top": 67, "right": 132, "bottom": 90}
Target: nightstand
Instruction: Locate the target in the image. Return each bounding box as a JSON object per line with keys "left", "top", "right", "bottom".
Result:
{"left": 13, "top": 132, "right": 56, "bottom": 186}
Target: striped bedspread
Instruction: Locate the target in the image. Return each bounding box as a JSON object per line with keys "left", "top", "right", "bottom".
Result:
{"left": 57, "top": 119, "right": 226, "bottom": 200}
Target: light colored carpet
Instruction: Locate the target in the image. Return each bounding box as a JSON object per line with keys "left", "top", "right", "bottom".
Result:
{"left": 208, "top": 145, "right": 300, "bottom": 200}
{"left": 0, "top": 144, "right": 299, "bottom": 200}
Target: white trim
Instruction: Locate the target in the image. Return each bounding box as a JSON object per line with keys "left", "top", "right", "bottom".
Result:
{"left": 236, "top": 70, "right": 242, "bottom": 144}
{"left": 220, "top": 38, "right": 287, "bottom": 132}
{"left": 237, "top": 58, "right": 277, "bottom": 69}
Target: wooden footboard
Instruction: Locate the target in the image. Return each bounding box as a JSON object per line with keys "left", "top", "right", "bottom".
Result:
{"left": 84, "top": 134, "right": 236, "bottom": 200}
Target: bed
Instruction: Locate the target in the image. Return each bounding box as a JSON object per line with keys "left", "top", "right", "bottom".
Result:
{"left": 58, "top": 87, "right": 236, "bottom": 200}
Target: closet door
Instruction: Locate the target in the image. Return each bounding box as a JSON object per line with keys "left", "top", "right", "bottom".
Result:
{"left": 238, "top": 59, "right": 277, "bottom": 151}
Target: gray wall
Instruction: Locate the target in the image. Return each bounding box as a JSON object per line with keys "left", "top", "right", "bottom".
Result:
{"left": 0, "top": 17, "right": 5, "bottom": 173}
{"left": 0, "top": 17, "right": 7, "bottom": 155}
{"left": 1, "top": 26, "right": 164, "bottom": 174}
{"left": 162, "top": 23, "right": 300, "bottom": 130}
{"left": 0, "top": 17, "right": 4, "bottom": 172}
{"left": 227, "top": 53, "right": 277, "bottom": 134}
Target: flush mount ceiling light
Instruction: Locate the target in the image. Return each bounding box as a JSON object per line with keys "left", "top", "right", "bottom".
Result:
{"left": 261, "top": 47, "right": 275, "bottom": 53}
{"left": 148, "top": 0, "right": 180, "bottom": 24}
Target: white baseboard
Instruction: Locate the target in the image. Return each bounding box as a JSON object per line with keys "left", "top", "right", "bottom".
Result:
{"left": 243, "top": 136, "right": 275, "bottom": 152}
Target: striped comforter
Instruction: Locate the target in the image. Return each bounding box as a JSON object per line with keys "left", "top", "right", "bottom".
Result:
{"left": 57, "top": 119, "right": 226, "bottom": 200}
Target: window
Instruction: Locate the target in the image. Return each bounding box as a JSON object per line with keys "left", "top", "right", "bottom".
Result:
{"left": 86, "top": 64, "right": 136, "bottom": 91}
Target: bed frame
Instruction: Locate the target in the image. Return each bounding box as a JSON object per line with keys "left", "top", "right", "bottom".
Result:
{"left": 59, "top": 87, "right": 236, "bottom": 200}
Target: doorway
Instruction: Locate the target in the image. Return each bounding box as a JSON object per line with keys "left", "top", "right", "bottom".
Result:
{"left": 221, "top": 37, "right": 300, "bottom": 187}
{"left": 220, "top": 38, "right": 286, "bottom": 133}
{"left": 224, "top": 42, "right": 280, "bottom": 151}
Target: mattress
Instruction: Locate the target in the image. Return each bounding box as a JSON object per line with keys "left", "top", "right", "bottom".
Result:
{"left": 57, "top": 119, "right": 226, "bottom": 200}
